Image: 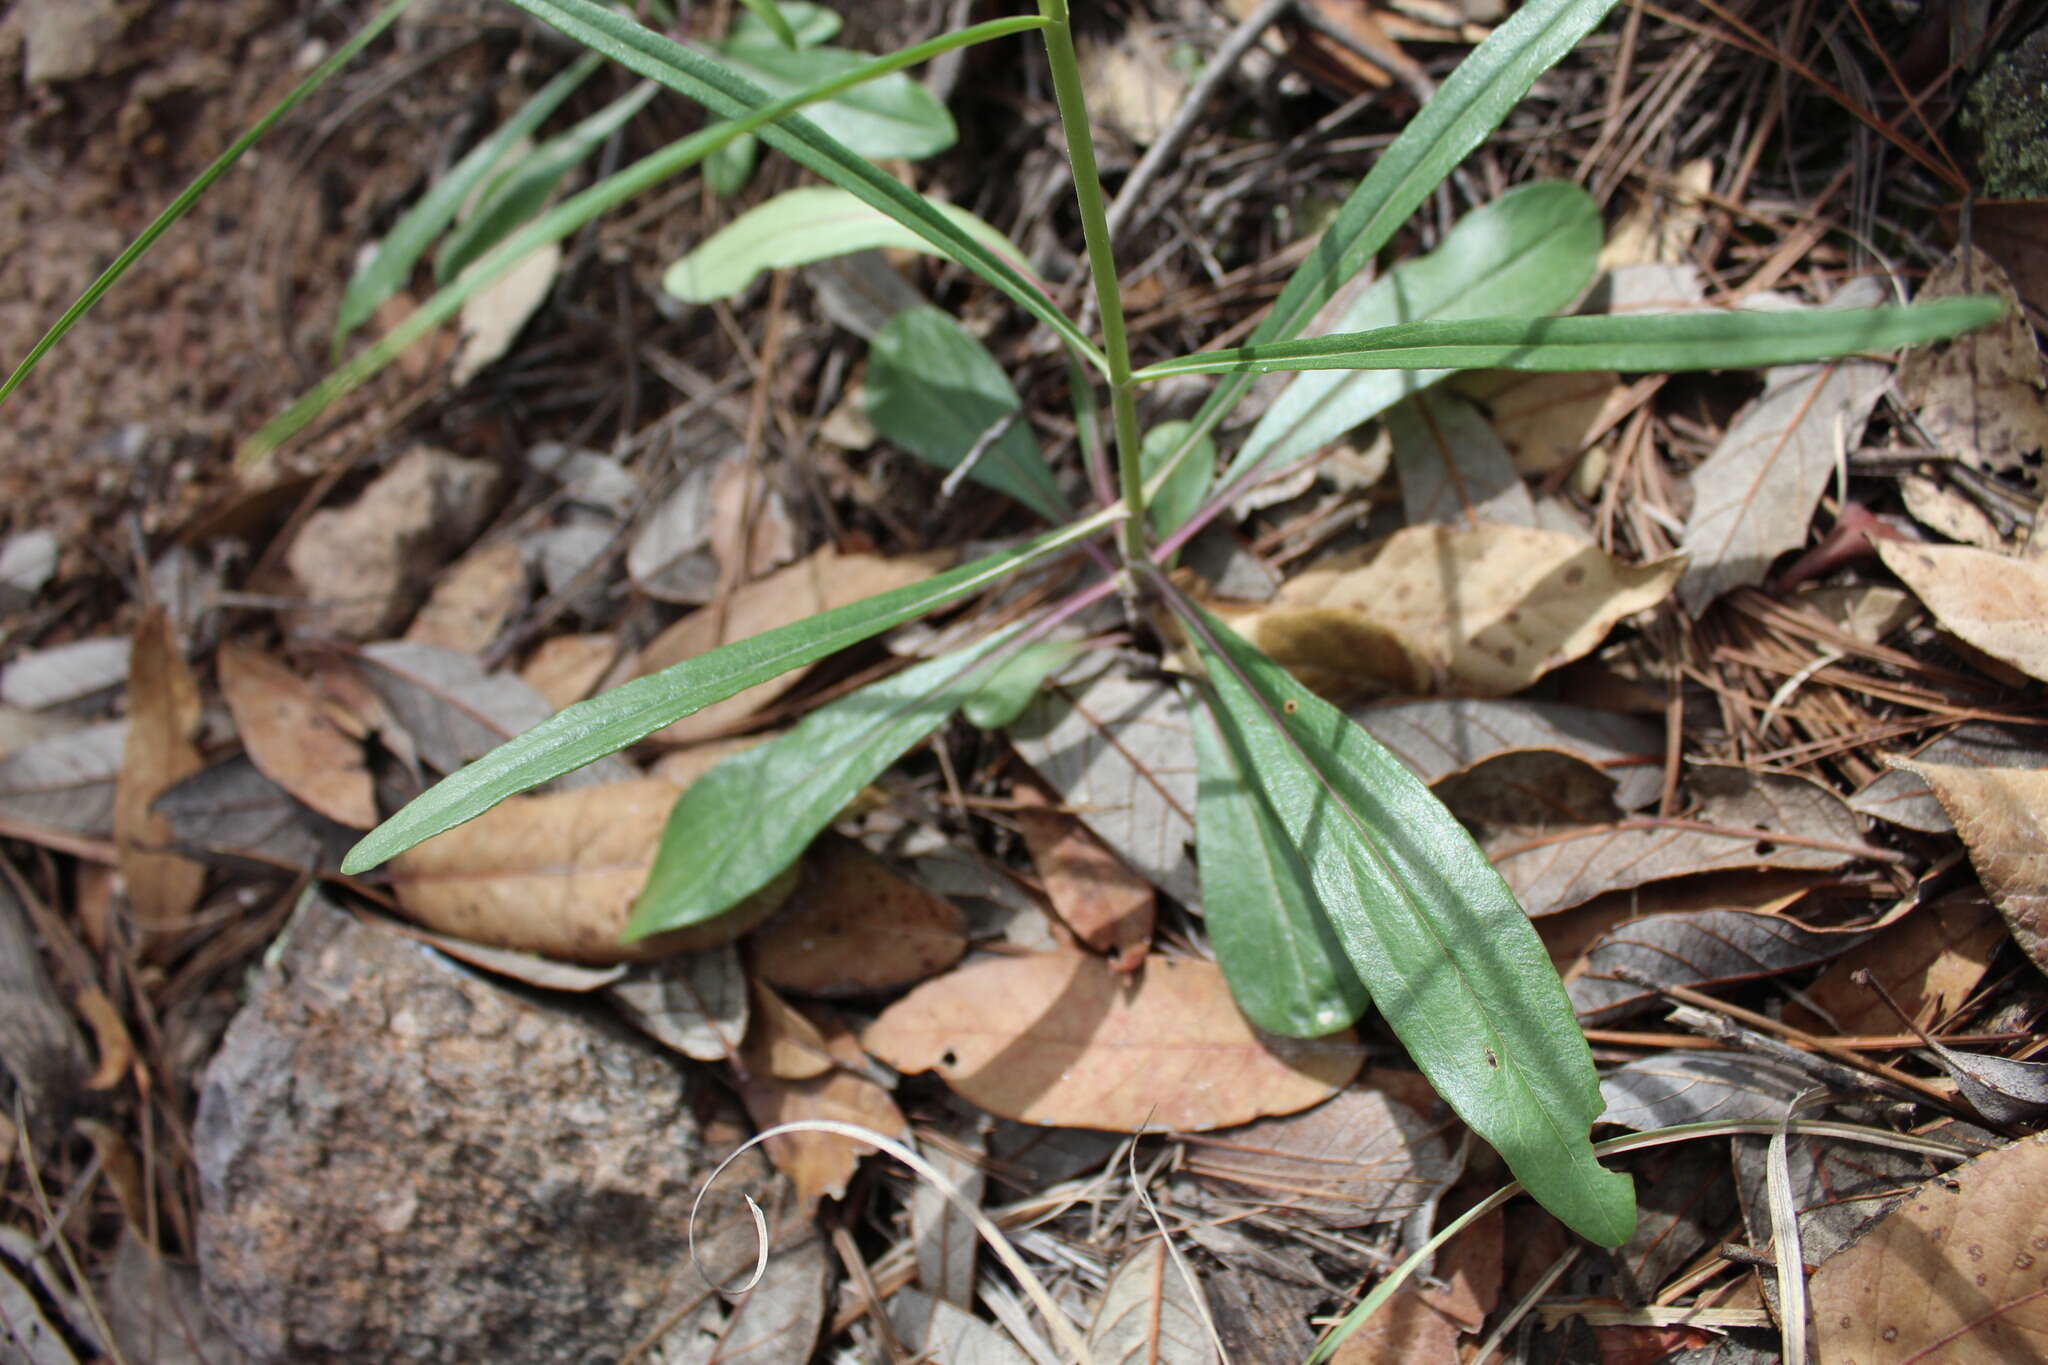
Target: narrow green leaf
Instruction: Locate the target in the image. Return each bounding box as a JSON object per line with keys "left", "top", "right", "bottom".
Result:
{"left": 664, "top": 186, "right": 1031, "bottom": 303}
{"left": 334, "top": 51, "right": 600, "bottom": 356}
{"left": 708, "top": 42, "right": 955, "bottom": 160}
{"left": 1178, "top": 601, "right": 1635, "bottom": 1246}
{"left": 497, "top": 0, "right": 1105, "bottom": 371}
{"left": 340, "top": 516, "right": 1111, "bottom": 875}
{"left": 1140, "top": 421, "right": 1215, "bottom": 542}
{"left": 1138, "top": 298, "right": 2006, "bottom": 382}
{"left": 1223, "top": 181, "right": 1599, "bottom": 487}
{"left": 1170, "top": 0, "right": 1622, "bottom": 459}
{"left": 961, "top": 640, "right": 1084, "bottom": 730}
{"left": 702, "top": 128, "right": 759, "bottom": 195}
{"left": 628, "top": 635, "right": 1009, "bottom": 936}
{"left": 0, "top": 0, "right": 417, "bottom": 410}
{"left": 435, "top": 80, "right": 659, "bottom": 283}
{"left": 731, "top": 0, "right": 799, "bottom": 49}
{"left": 727, "top": 0, "right": 839, "bottom": 47}
{"left": 1186, "top": 685, "right": 1372, "bottom": 1038}
{"left": 866, "top": 307, "right": 1071, "bottom": 522}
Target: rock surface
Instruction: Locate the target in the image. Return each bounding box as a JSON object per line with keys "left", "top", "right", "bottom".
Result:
{"left": 194, "top": 896, "right": 726, "bottom": 1364}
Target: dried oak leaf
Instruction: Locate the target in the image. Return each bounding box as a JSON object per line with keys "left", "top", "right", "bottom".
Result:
{"left": 1896, "top": 246, "right": 2048, "bottom": 483}
{"left": 217, "top": 641, "right": 375, "bottom": 829}
{"left": 740, "top": 993, "right": 908, "bottom": 1209}
{"left": 1877, "top": 540, "right": 2048, "bottom": 683}
{"left": 1012, "top": 784, "right": 1154, "bottom": 971}
{"left": 749, "top": 835, "right": 967, "bottom": 997}
{"left": 1889, "top": 759, "right": 2048, "bottom": 975}
{"left": 861, "top": 953, "right": 1362, "bottom": 1132}
{"left": 1809, "top": 1133, "right": 2048, "bottom": 1365}
{"left": 115, "top": 610, "right": 205, "bottom": 928}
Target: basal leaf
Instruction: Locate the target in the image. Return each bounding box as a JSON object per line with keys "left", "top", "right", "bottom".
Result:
{"left": 702, "top": 129, "right": 759, "bottom": 195}
{"left": 435, "top": 80, "right": 659, "bottom": 283}
{"left": 1138, "top": 299, "right": 2005, "bottom": 383}
{"left": 709, "top": 41, "right": 955, "bottom": 161}
{"left": 1225, "top": 180, "right": 1600, "bottom": 486}
{"left": 1177, "top": 601, "right": 1634, "bottom": 1245}
{"left": 664, "top": 186, "right": 1030, "bottom": 303}
{"left": 334, "top": 51, "right": 600, "bottom": 355}
{"left": 727, "top": 0, "right": 839, "bottom": 47}
{"left": 627, "top": 636, "right": 1007, "bottom": 937}
{"left": 340, "top": 518, "right": 1108, "bottom": 874}
{"left": 866, "top": 307, "right": 1070, "bottom": 522}
{"left": 1141, "top": 420, "right": 1215, "bottom": 542}
{"left": 960, "top": 640, "right": 1083, "bottom": 731}
{"left": 1187, "top": 684, "right": 1372, "bottom": 1038}
{"left": 730, "top": 0, "right": 800, "bottom": 49}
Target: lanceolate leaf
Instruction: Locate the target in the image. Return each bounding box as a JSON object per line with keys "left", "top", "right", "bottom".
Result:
{"left": 709, "top": 41, "right": 955, "bottom": 161}
{"left": 626, "top": 636, "right": 1009, "bottom": 938}
{"left": 341, "top": 519, "right": 1108, "bottom": 874}
{"left": 1176, "top": 601, "right": 1634, "bottom": 1246}
{"left": 727, "top": 0, "right": 839, "bottom": 47}
{"left": 1226, "top": 181, "right": 1600, "bottom": 486}
{"left": 1188, "top": 686, "right": 1372, "bottom": 1039}
{"left": 497, "top": 0, "right": 1104, "bottom": 370}
{"left": 1137, "top": 299, "right": 2005, "bottom": 383}
{"left": 731, "top": 0, "right": 800, "bottom": 49}
{"left": 866, "top": 307, "right": 1069, "bottom": 521}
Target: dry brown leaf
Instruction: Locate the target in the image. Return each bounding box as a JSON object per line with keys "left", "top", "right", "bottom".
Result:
{"left": 385, "top": 779, "right": 790, "bottom": 963}
{"left": 1013, "top": 785, "right": 1154, "bottom": 972}
{"left": 862, "top": 953, "right": 1362, "bottom": 1132}
{"left": 1877, "top": 539, "right": 2048, "bottom": 683}
{"left": 1416, "top": 1203, "right": 1503, "bottom": 1333}
{"left": 403, "top": 540, "right": 528, "bottom": 654}
{"left": 749, "top": 835, "right": 967, "bottom": 997}
{"left": 1078, "top": 16, "right": 1187, "bottom": 144}
{"left": 1791, "top": 893, "right": 2005, "bottom": 1036}
{"left": 745, "top": 977, "right": 836, "bottom": 1080}
{"left": 114, "top": 610, "right": 205, "bottom": 929}
{"left": 1086, "top": 1238, "right": 1218, "bottom": 1365}
{"left": 708, "top": 456, "right": 799, "bottom": 584}
{"left": 1889, "top": 760, "right": 2048, "bottom": 975}
{"left": 1231, "top": 524, "right": 1682, "bottom": 697}
{"left": 518, "top": 632, "right": 619, "bottom": 711}
{"left": 634, "top": 544, "right": 951, "bottom": 744}
{"left": 741, "top": 995, "right": 908, "bottom": 1208}
{"left": 1452, "top": 369, "right": 1622, "bottom": 475}
{"left": 217, "top": 641, "right": 376, "bottom": 829}
{"left": 453, "top": 239, "right": 560, "bottom": 384}
{"left": 1598, "top": 157, "right": 1715, "bottom": 269}
{"left": 1898, "top": 246, "right": 2048, "bottom": 481}
{"left": 1810, "top": 1133, "right": 2048, "bottom": 1365}
{"left": 1328, "top": 1289, "right": 1461, "bottom": 1365}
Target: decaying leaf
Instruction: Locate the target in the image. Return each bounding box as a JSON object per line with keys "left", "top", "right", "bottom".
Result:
{"left": 1891, "top": 760, "right": 2048, "bottom": 975}
{"left": 660, "top": 1214, "right": 830, "bottom": 1365}
{"left": 385, "top": 779, "right": 789, "bottom": 963}
{"left": 0, "top": 720, "right": 127, "bottom": 836}
{"left": 114, "top": 610, "right": 205, "bottom": 929}
{"left": 1009, "top": 660, "right": 1201, "bottom": 908}
{"left": 1351, "top": 699, "right": 1664, "bottom": 813}
{"left": 1792, "top": 893, "right": 2005, "bottom": 1037}
{"left": 1851, "top": 723, "right": 2048, "bottom": 833}
{"left": 1567, "top": 909, "right": 1867, "bottom": 1024}
{"left": 1896, "top": 246, "right": 2048, "bottom": 482}
{"left": 740, "top": 995, "right": 908, "bottom": 1208}
{"left": 519, "top": 632, "right": 620, "bottom": 711}
{"left": 1013, "top": 784, "right": 1154, "bottom": 971}
{"left": 403, "top": 540, "right": 529, "bottom": 654}
{"left": 1598, "top": 1052, "right": 1811, "bottom": 1130}
{"left": 1230, "top": 523, "right": 1682, "bottom": 697}
{"left": 1328, "top": 1288, "right": 1462, "bottom": 1365}
{"left": 155, "top": 757, "right": 354, "bottom": 870}
{"left": 452, "top": 240, "right": 562, "bottom": 384}
{"left": 1088, "top": 1238, "right": 1218, "bottom": 1365}
{"left": 0, "top": 636, "right": 130, "bottom": 709}
{"left": 1678, "top": 289, "right": 1890, "bottom": 613}
{"left": 1877, "top": 539, "right": 2048, "bottom": 684}
{"left": 1809, "top": 1133, "right": 2048, "bottom": 1365}
{"left": 1386, "top": 388, "right": 1537, "bottom": 527}
{"left": 217, "top": 641, "right": 376, "bottom": 828}
{"left": 861, "top": 953, "right": 1362, "bottom": 1132}
{"left": 748, "top": 835, "right": 967, "bottom": 996}
{"left": 634, "top": 543, "right": 951, "bottom": 745}
{"left": 910, "top": 1133, "right": 983, "bottom": 1310}
{"left": 1182, "top": 1088, "right": 1461, "bottom": 1228}
{"left": 888, "top": 1289, "right": 1030, "bottom": 1365}
{"left": 0, "top": 877, "right": 90, "bottom": 1133}
{"left": 1452, "top": 368, "right": 1622, "bottom": 476}
{"left": 605, "top": 945, "right": 747, "bottom": 1061}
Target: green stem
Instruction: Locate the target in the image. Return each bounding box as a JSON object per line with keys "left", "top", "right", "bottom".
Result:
{"left": 1035, "top": 0, "right": 1146, "bottom": 564}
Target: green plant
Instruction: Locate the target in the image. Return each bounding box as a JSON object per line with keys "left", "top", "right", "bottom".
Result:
{"left": 5, "top": 0, "right": 2001, "bottom": 1247}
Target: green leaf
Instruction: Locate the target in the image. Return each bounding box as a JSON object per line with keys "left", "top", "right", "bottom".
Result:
{"left": 1141, "top": 421, "right": 1215, "bottom": 542}
{"left": 730, "top": 0, "right": 800, "bottom": 49}
{"left": 727, "top": 0, "right": 839, "bottom": 47}
{"left": 1177, "top": 601, "right": 1635, "bottom": 1246}
{"left": 334, "top": 51, "right": 600, "bottom": 356}
{"left": 0, "top": 0, "right": 417, "bottom": 411}
{"left": 664, "top": 186, "right": 1031, "bottom": 303}
{"left": 339, "top": 515, "right": 1112, "bottom": 875}
{"left": 435, "top": 80, "right": 659, "bottom": 284}
{"left": 1223, "top": 181, "right": 1600, "bottom": 487}
{"left": 1186, "top": 685, "right": 1372, "bottom": 1038}
{"left": 1135, "top": 298, "right": 2007, "bottom": 382}
{"left": 628, "top": 635, "right": 1009, "bottom": 936}
{"left": 866, "top": 307, "right": 1071, "bottom": 522}
{"left": 961, "top": 640, "right": 1084, "bottom": 730}
{"left": 1169, "top": 0, "right": 1622, "bottom": 461}
{"left": 496, "top": 0, "right": 1104, "bottom": 372}
{"left": 705, "top": 41, "right": 955, "bottom": 162}
{"left": 702, "top": 127, "right": 760, "bottom": 195}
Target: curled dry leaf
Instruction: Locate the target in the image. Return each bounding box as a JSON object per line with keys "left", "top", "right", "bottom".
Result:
{"left": 1809, "top": 1133, "right": 2048, "bottom": 1365}
{"left": 749, "top": 834, "right": 967, "bottom": 997}
{"left": 1876, "top": 539, "right": 2048, "bottom": 684}
{"left": 217, "top": 641, "right": 376, "bottom": 829}
{"left": 1012, "top": 784, "right": 1154, "bottom": 971}
{"left": 861, "top": 953, "right": 1363, "bottom": 1132}
{"left": 740, "top": 994, "right": 908, "bottom": 1208}
{"left": 115, "top": 610, "right": 205, "bottom": 929}
{"left": 1890, "top": 760, "right": 2048, "bottom": 976}
{"left": 1567, "top": 909, "right": 1867, "bottom": 1024}
{"left": 1182, "top": 1088, "right": 1461, "bottom": 1228}
{"left": 1230, "top": 523, "right": 1682, "bottom": 697}
{"left": 634, "top": 543, "right": 952, "bottom": 745}
{"left": 385, "top": 779, "right": 790, "bottom": 963}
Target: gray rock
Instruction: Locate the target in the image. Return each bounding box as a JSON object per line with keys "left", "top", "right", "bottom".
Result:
{"left": 195, "top": 897, "right": 724, "bottom": 1364}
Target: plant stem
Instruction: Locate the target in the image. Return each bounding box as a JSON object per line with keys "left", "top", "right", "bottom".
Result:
{"left": 1035, "top": 0, "right": 1147, "bottom": 565}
